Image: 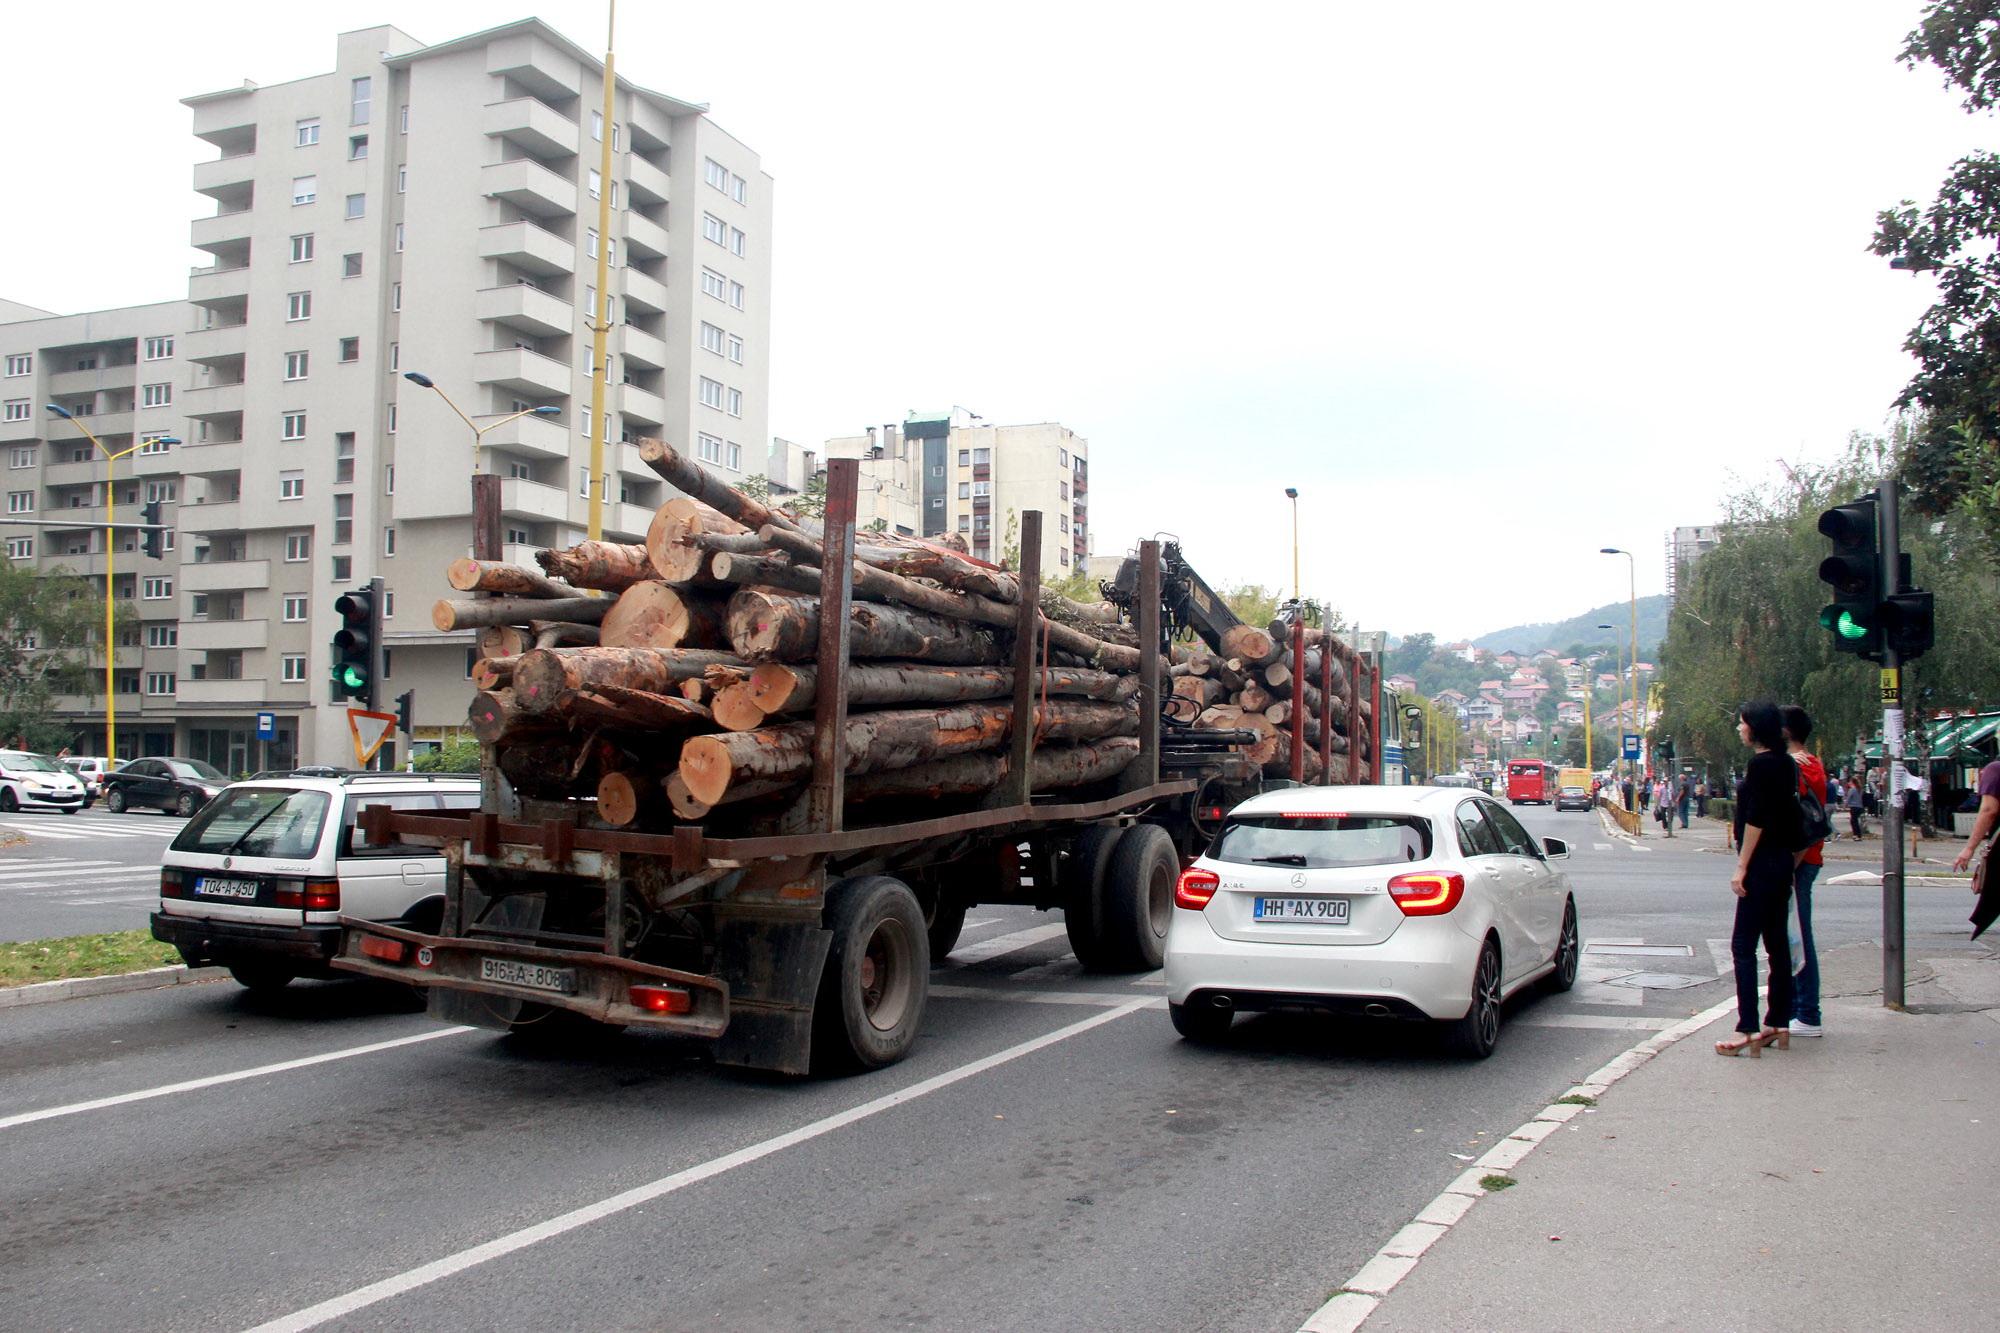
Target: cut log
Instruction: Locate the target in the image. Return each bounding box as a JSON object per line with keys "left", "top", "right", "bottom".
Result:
{"left": 676, "top": 699, "right": 1137, "bottom": 805}
{"left": 759, "top": 524, "right": 1021, "bottom": 604}
{"left": 1238, "top": 683, "right": 1272, "bottom": 713}
{"left": 509, "top": 647, "right": 751, "bottom": 713}
{"left": 498, "top": 741, "right": 597, "bottom": 799}
{"left": 637, "top": 439, "right": 804, "bottom": 534}
{"left": 479, "top": 626, "right": 531, "bottom": 659}
{"left": 446, "top": 558, "right": 575, "bottom": 600}
{"left": 679, "top": 678, "right": 709, "bottom": 703}
{"left": 646, "top": 497, "right": 752, "bottom": 583}
{"left": 596, "top": 768, "right": 671, "bottom": 828}
{"left": 725, "top": 590, "right": 1000, "bottom": 665}
{"left": 599, "top": 581, "right": 729, "bottom": 650}
{"left": 744, "top": 662, "right": 1134, "bottom": 719}
{"left": 536, "top": 542, "right": 656, "bottom": 593}
{"left": 532, "top": 620, "right": 600, "bottom": 649}
{"left": 433, "top": 596, "right": 611, "bottom": 633}
{"left": 663, "top": 771, "right": 795, "bottom": 820}
{"left": 1213, "top": 658, "right": 1249, "bottom": 691}
{"left": 710, "top": 682, "right": 769, "bottom": 732}
{"left": 471, "top": 656, "right": 516, "bottom": 691}
{"left": 1171, "top": 676, "right": 1225, "bottom": 708}
{"left": 709, "top": 550, "right": 821, "bottom": 596}
{"left": 1265, "top": 659, "right": 1292, "bottom": 690}
{"left": 846, "top": 737, "right": 1140, "bottom": 802}
{"left": 1221, "top": 623, "right": 1280, "bottom": 667}
{"left": 467, "top": 689, "right": 556, "bottom": 745}
{"left": 557, "top": 686, "right": 714, "bottom": 732}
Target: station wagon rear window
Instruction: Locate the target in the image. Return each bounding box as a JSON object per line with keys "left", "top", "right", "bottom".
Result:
{"left": 173, "top": 788, "right": 330, "bottom": 860}
{"left": 1208, "top": 813, "right": 1433, "bottom": 869}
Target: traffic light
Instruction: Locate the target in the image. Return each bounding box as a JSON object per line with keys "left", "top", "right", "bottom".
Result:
{"left": 394, "top": 689, "right": 415, "bottom": 735}
{"left": 331, "top": 579, "right": 383, "bottom": 707}
{"left": 1816, "top": 497, "right": 1882, "bottom": 660}
{"left": 1882, "top": 588, "right": 1936, "bottom": 661}
{"left": 139, "top": 501, "right": 164, "bottom": 559}
{"left": 1659, "top": 736, "right": 1675, "bottom": 763}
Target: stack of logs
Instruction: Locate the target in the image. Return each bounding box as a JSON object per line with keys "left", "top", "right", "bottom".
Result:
{"left": 436, "top": 438, "right": 1158, "bottom": 827}
{"left": 1170, "top": 618, "right": 1374, "bottom": 783}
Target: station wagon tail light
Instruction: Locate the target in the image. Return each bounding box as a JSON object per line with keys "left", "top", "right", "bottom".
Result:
{"left": 358, "top": 935, "right": 408, "bottom": 964}
{"left": 628, "top": 984, "right": 692, "bottom": 1015}
{"left": 1174, "top": 866, "right": 1220, "bottom": 910}
{"left": 159, "top": 868, "right": 185, "bottom": 898}
{"left": 1388, "top": 871, "right": 1464, "bottom": 916}
{"left": 273, "top": 879, "right": 340, "bottom": 910}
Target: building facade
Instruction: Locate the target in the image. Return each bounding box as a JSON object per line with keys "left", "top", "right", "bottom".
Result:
{"left": 112, "top": 17, "right": 766, "bottom": 767}
{"left": 1668, "top": 524, "right": 1722, "bottom": 603}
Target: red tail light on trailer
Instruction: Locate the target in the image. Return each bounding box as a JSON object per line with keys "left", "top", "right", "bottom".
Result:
{"left": 1173, "top": 866, "right": 1220, "bottom": 910}
{"left": 628, "top": 985, "right": 692, "bottom": 1015}
{"left": 1388, "top": 871, "right": 1464, "bottom": 916}
{"left": 358, "top": 935, "right": 408, "bottom": 964}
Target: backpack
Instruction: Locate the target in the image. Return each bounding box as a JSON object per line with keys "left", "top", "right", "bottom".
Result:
{"left": 1795, "top": 759, "right": 1832, "bottom": 846}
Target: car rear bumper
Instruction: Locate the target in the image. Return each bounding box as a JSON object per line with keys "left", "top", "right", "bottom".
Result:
{"left": 1164, "top": 909, "right": 1476, "bottom": 1020}
{"left": 150, "top": 912, "right": 342, "bottom": 964}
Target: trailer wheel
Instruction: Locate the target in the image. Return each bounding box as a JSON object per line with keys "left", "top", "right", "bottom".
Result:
{"left": 813, "top": 875, "right": 929, "bottom": 1074}
{"left": 926, "top": 895, "right": 969, "bottom": 961}
{"left": 1098, "top": 823, "right": 1176, "bottom": 971}
{"left": 1061, "top": 825, "right": 1125, "bottom": 970}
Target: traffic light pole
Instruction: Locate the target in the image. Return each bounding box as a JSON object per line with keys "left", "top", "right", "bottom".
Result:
{"left": 1878, "top": 478, "right": 1906, "bottom": 1010}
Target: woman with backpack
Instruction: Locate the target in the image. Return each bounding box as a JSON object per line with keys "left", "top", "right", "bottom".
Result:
{"left": 1783, "top": 706, "right": 1827, "bottom": 1038}
{"left": 1718, "top": 701, "right": 1805, "bottom": 1057}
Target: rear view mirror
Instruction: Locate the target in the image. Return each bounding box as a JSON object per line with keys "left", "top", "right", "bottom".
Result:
{"left": 1542, "top": 837, "right": 1570, "bottom": 859}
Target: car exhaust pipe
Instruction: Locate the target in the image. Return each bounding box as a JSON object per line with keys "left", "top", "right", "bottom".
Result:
{"left": 1363, "top": 1003, "right": 1391, "bottom": 1018}
{"left": 1209, "top": 994, "right": 1233, "bottom": 1012}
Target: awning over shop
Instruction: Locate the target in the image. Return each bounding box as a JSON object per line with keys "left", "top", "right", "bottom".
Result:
{"left": 1858, "top": 712, "right": 2000, "bottom": 764}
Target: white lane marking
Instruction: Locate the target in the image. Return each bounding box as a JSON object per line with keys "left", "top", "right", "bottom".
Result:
{"left": 62, "top": 894, "right": 158, "bottom": 905}
{"left": 962, "top": 917, "right": 1001, "bottom": 929}
{"left": 0, "top": 1027, "right": 475, "bottom": 1133}
{"left": 946, "top": 921, "right": 1069, "bottom": 965}
{"left": 1628, "top": 844, "right": 1652, "bottom": 853}
{"left": 247, "top": 999, "right": 1153, "bottom": 1333}
{"left": 929, "top": 983, "right": 1159, "bottom": 1009}
{"left": 0, "top": 859, "right": 122, "bottom": 877}
{"left": 1592, "top": 843, "right": 1613, "bottom": 851}
{"left": 1129, "top": 969, "right": 1167, "bottom": 987}
{"left": 0, "top": 868, "right": 146, "bottom": 893}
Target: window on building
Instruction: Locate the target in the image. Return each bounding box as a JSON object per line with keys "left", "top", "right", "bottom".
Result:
{"left": 389, "top": 342, "right": 398, "bottom": 370}
{"left": 141, "top": 576, "right": 171, "bottom": 600}
{"left": 332, "top": 555, "right": 352, "bottom": 582}
{"left": 731, "top": 173, "right": 747, "bottom": 204}
{"left": 383, "top": 465, "right": 394, "bottom": 495}
{"left": 143, "top": 480, "right": 178, "bottom": 503}
{"left": 283, "top": 352, "right": 308, "bottom": 382}
{"left": 588, "top": 168, "right": 602, "bottom": 200}
{"left": 585, "top": 229, "right": 599, "bottom": 259}
{"left": 339, "top": 337, "right": 359, "bottom": 363}
{"left": 138, "top": 433, "right": 172, "bottom": 456}
{"left": 974, "top": 447, "right": 991, "bottom": 464}
{"left": 726, "top": 387, "right": 742, "bottom": 417}
{"left": 1058, "top": 448, "right": 1069, "bottom": 468}
{"left": 351, "top": 76, "right": 372, "bottom": 125}
{"left": 725, "top": 441, "right": 742, "bottom": 470}
{"left": 703, "top": 213, "right": 726, "bottom": 246}
{"left": 287, "top": 292, "right": 311, "bottom": 321}
{"left": 279, "top": 472, "right": 304, "bottom": 500}
{"left": 699, "top": 377, "right": 724, "bottom": 409}
{"left": 577, "top": 466, "right": 590, "bottom": 497}
{"left": 282, "top": 594, "right": 308, "bottom": 622}
{"left": 391, "top": 282, "right": 401, "bottom": 311}
{"left": 591, "top": 110, "right": 604, "bottom": 141}
{"left": 705, "top": 158, "right": 728, "bottom": 191}
{"left": 9, "top": 447, "right": 33, "bottom": 468}
{"left": 6, "top": 491, "right": 32, "bottom": 514}
{"left": 383, "top": 591, "right": 394, "bottom": 618}
{"left": 386, "top": 402, "right": 396, "bottom": 434}
{"left": 343, "top": 253, "right": 363, "bottom": 278}
{"left": 727, "top": 334, "right": 744, "bottom": 364}
{"left": 146, "top": 624, "right": 177, "bottom": 648}
{"left": 701, "top": 268, "right": 726, "bottom": 301}
{"left": 292, "top": 175, "right": 317, "bottom": 205}
{"left": 1059, "top": 548, "right": 1070, "bottom": 566}
{"left": 957, "top": 514, "right": 971, "bottom": 533}
{"left": 383, "top": 526, "right": 396, "bottom": 556}
{"left": 141, "top": 382, "right": 171, "bottom": 408}
{"left": 144, "top": 336, "right": 174, "bottom": 360}
{"left": 972, "top": 481, "right": 991, "bottom": 497}
{"left": 957, "top": 450, "right": 970, "bottom": 467}
{"left": 399, "top": 103, "right": 409, "bottom": 133}
{"left": 281, "top": 654, "right": 308, "bottom": 683}
{"left": 5, "top": 536, "right": 31, "bottom": 560}
{"left": 296, "top": 118, "right": 320, "bottom": 147}
{"left": 2, "top": 354, "right": 28, "bottom": 377}
{"left": 1059, "top": 513, "right": 1069, "bottom": 533}
{"left": 700, "top": 322, "right": 724, "bottom": 355}
{"left": 957, "top": 482, "right": 970, "bottom": 500}
{"left": 344, "top": 193, "right": 365, "bottom": 220}
{"left": 729, "top": 280, "right": 745, "bottom": 309}
{"left": 281, "top": 411, "right": 306, "bottom": 440}
{"left": 396, "top": 164, "right": 407, "bottom": 193}
{"left": 696, "top": 433, "right": 724, "bottom": 465}
{"left": 730, "top": 227, "right": 746, "bottom": 257}
{"left": 394, "top": 223, "right": 404, "bottom": 252}
{"left": 349, "top": 134, "right": 368, "bottom": 160}
{"left": 333, "top": 493, "right": 354, "bottom": 545}
{"left": 145, "top": 672, "right": 176, "bottom": 696}
{"left": 2, "top": 401, "right": 27, "bottom": 423}
{"left": 1059, "top": 481, "right": 1069, "bottom": 501}
{"left": 504, "top": 528, "right": 529, "bottom": 548}
{"left": 284, "top": 533, "right": 310, "bottom": 562}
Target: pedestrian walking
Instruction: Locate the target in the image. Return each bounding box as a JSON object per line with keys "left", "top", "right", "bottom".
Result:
{"left": 1678, "top": 773, "right": 1693, "bottom": 829}
{"left": 1696, "top": 778, "right": 1710, "bottom": 819}
{"left": 1717, "top": 701, "right": 1802, "bottom": 1058}
{"left": 1782, "top": 706, "right": 1826, "bottom": 1039}
{"left": 1844, "top": 772, "right": 1866, "bottom": 840}
{"left": 1654, "top": 778, "right": 1675, "bottom": 836}
{"left": 1951, "top": 759, "right": 2000, "bottom": 874}
{"left": 1638, "top": 778, "right": 1651, "bottom": 813}
{"left": 1621, "top": 776, "right": 1634, "bottom": 809}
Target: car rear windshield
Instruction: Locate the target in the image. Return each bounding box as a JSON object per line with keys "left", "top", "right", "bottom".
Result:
{"left": 172, "top": 788, "right": 330, "bottom": 860}
{"left": 1209, "top": 813, "right": 1434, "bottom": 868}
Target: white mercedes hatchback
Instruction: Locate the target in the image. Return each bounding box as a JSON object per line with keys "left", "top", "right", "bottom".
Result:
{"left": 1164, "top": 785, "right": 1580, "bottom": 1057}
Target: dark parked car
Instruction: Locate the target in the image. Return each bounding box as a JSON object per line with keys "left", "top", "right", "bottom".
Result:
{"left": 1555, "top": 785, "right": 1593, "bottom": 812}
{"left": 102, "top": 757, "right": 229, "bottom": 816}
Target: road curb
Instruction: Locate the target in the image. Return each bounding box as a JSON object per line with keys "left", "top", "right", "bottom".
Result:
{"left": 1295, "top": 994, "right": 1740, "bottom": 1333}
{"left": 0, "top": 964, "right": 225, "bottom": 1010}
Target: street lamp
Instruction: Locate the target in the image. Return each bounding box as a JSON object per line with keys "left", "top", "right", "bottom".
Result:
{"left": 44, "top": 405, "right": 179, "bottom": 760}
{"left": 403, "top": 372, "right": 560, "bottom": 559}
{"left": 1600, "top": 547, "right": 1639, "bottom": 784}
{"left": 1284, "top": 487, "right": 1300, "bottom": 605}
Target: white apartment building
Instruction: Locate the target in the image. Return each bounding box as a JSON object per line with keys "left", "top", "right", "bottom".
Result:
{"left": 171, "top": 19, "right": 770, "bottom": 766}
{"left": 823, "top": 411, "right": 1089, "bottom": 574}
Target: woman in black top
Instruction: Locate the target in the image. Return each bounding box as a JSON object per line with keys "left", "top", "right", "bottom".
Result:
{"left": 1719, "top": 701, "right": 1802, "bottom": 1056}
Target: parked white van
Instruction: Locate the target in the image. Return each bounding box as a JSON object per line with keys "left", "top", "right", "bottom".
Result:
{"left": 152, "top": 772, "right": 480, "bottom": 990}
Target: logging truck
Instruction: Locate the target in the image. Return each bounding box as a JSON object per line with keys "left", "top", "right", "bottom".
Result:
{"left": 333, "top": 444, "right": 1386, "bottom": 1074}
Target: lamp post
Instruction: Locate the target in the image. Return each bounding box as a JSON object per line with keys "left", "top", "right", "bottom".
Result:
{"left": 1284, "top": 487, "right": 1300, "bottom": 605}
{"left": 402, "top": 373, "right": 560, "bottom": 560}
{"left": 1598, "top": 621, "right": 1625, "bottom": 804}
{"left": 44, "top": 406, "right": 179, "bottom": 760}
{"left": 1601, "top": 547, "right": 1639, "bottom": 791}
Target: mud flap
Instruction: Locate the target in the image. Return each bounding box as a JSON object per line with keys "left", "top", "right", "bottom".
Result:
{"left": 710, "top": 913, "right": 832, "bottom": 1075}
{"left": 429, "top": 887, "right": 546, "bottom": 1031}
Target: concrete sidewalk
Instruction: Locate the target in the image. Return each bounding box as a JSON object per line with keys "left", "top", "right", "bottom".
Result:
{"left": 1614, "top": 807, "right": 1971, "bottom": 870}
{"left": 1333, "top": 940, "right": 2000, "bottom": 1332}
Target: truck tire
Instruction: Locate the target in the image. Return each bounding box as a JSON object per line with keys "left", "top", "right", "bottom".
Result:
{"left": 813, "top": 875, "right": 929, "bottom": 1074}
{"left": 227, "top": 962, "right": 295, "bottom": 993}
{"left": 1097, "top": 823, "right": 1176, "bottom": 971}
{"left": 1061, "top": 825, "right": 1125, "bottom": 970}
{"left": 926, "top": 895, "right": 969, "bottom": 961}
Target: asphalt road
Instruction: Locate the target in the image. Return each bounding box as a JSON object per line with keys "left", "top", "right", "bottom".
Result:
{"left": 0, "top": 807, "right": 188, "bottom": 941}
{"left": 0, "top": 803, "right": 1981, "bottom": 1332}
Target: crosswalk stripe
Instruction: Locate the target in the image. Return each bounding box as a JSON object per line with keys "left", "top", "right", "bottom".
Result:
{"left": 946, "top": 921, "right": 1069, "bottom": 965}
{"left": 61, "top": 895, "right": 157, "bottom": 906}
{"left": 0, "top": 862, "right": 124, "bottom": 883}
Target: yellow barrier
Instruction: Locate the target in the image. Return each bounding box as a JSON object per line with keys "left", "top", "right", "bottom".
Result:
{"left": 1599, "top": 797, "right": 1641, "bottom": 836}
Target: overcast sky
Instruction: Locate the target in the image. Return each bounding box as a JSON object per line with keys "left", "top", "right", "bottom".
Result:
{"left": 1, "top": 2, "right": 1980, "bottom": 640}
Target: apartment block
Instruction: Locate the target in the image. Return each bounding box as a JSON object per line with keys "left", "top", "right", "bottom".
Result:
{"left": 173, "top": 18, "right": 771, "bottom": 765}
{"left": 823, "top": 411, "right": 1089, "bottom": 573}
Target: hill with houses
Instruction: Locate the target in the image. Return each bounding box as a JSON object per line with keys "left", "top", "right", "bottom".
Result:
{"left": 1468, "top": 596, "right": 1669, "bottom": 659}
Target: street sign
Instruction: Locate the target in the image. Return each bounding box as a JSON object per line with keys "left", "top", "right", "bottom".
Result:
{"left": 255, "top": 712, "right": 276, "bottom": 741}
{"left": 346, "top": 707, "right": 398, "bottom": 767}
{"left": 1879, "top": 667, "right": 1901, "bottom": 705}
{"left": 1622, "top": 732, "right": 1640, "bottom": 760}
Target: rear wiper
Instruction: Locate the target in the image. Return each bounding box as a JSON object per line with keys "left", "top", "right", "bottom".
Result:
{"left": 1250, "top": 854, "right": 1311, "bottom": 866}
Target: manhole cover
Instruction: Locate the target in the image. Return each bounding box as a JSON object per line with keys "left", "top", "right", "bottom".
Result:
{"left": 1585, "top": 944, "right": 1694, "bottom": 958}
{"left": 1604, "top": 971, "right": 1714, "bottom": 991}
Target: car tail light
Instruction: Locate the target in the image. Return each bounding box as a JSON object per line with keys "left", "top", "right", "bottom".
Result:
{"left": 1174, "top": 866, "right": 1220, "bottom": 910}
{"left": 273, "top": 880, "right": 340, "bottom": 910}
{"left": 628, "top": 984, "right": 692, "bottom": 1015}
{"left": 1388, "top": 871, "right": 1465, "bottom": 916}
{"left": 160, "top": 868, "right": 185, "bottom": 898}
{"left": 358, "top": 935, "right": 408, "bottom": 964}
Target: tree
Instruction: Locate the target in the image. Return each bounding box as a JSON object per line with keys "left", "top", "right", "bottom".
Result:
{"left": 413, "top": 736, "right": 480, "bottom": 772}
{"left": 789, "top": 472, "right": 829, "bottom": 520}
{"left": 0, "top": 567, "right": 113, "bottom": 752}
{"left": 1871, "top": 2, "right": 2000, "bottom": 543}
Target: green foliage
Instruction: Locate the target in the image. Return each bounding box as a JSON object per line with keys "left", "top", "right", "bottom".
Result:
{"left": 788, "top": 472, "right": 828, "bottom": 520}
{"left": 1045, "top": 569, "right": 1102, "bottom": 602}
{"left": 1471, "top": 597, "right": 1669, "bottom": 658}
{"left": 0, "top": 566, "right": 109, "bottom": 752}
{"left": 998, "top": 510, "right": 1022, "bottom": 570}
{"left": 738, "top": 473, "right": 772, "bottom": 504}
{"left": 413, "top": 736, "right": 481, "bottom": 773}
{"left": 1221, "top": 584, "right": 1283, "bottom": 627}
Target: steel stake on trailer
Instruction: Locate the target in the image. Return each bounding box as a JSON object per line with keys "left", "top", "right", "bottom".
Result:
{"left": 1135, "top": 539, "right": 1161, "bottom": 790}
{"left": 1289, "top": 618, "right": 1307, "bottom": 783}
{"left": 806, "top": 458, "right": 860, "bottom": 833}
{"left": 999, "top": 511, "right": 1043, "bottom": 808}
{"left": 1317, "top": 630, "right": 1334, "bottom": 784}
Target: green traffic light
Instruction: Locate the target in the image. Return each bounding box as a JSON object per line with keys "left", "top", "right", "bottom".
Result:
{"left": 1836, "top": 611, "right": 1868, "bottom": 640}
{"left": 337, "top": 664, "right": 369, "bottom": 691}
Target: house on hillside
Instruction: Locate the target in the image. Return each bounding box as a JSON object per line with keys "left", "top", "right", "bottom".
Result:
{"left": 1386, "top": 674, "right": 1419, "bottom": 696}
{"left": 1433, "top": 688, "right": 1469, "bottom": 709}
{"left": 1557, "top": 700, "right": 1584, "bottom": 725}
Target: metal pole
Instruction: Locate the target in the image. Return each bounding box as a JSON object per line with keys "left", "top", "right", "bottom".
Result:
{"left": 1317, "top": 633, "right": 1334, "bottom": 784}
{"left": 585, "top": 0, "right": 617, "bottom": 542}
{"left": 104, "top": 463, "right": 117, "bottom": 760}
{"left": 1001, "top": 511, "right": 1044, "bottom": 806}
{"left": 1130, "top": 539, "right": 1160, "bottom": 792}
{"left": 806, "top": 458, "right": 859, "bottom": 832}
{"left": 1879, "top": 477, "right": 1905, "bottom": 1009}
{"left": 1289, "top": 618, "right": 1306, "bottom": 782}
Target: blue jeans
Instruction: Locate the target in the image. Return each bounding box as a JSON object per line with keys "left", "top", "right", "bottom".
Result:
{"left": 1793, "top": 861, "right": 1821, "bottom": 1026}
{"left": 1678, "top": 797, "right": 1690, "bottom": 828}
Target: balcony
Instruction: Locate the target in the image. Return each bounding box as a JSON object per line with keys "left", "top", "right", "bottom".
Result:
{"left": 614, "top": 443, "right": 654, "bottom": 479}
{"left": 182, "top": 381, "right": 245, "bottom": 418}
{"left": 48, "top": 364, "right": 136, "bottom": 399}
{"left": 57, "top": 410, "right": 134, "bottom": 440}
{"left": 181, "top": 559, "right": 269, "bottom": 592}
{"left": 481, "top": 158, "right": 577, "bottom": 220}
{"left": 486, "top": 33, "right": 582, "bottom": 101}
{"left": 481, "top": 412, "right": 570, "bottom": 461}
{"left": 41, "top": 457, "right": 99, "bottom": 488}
{"left": 617, "top": 383, "right": 666, "bottom": 429}
{"left": 181, "top": 322, "right": 247, "bottom": 365}
{"left": 181, "top": 618, "right": 268, "bottom": 652}
{"left": 177, "top": 440, "right": 243, "bottom": 477}
{"left": 193, "top": 153, "right": 256, "bottom": 197}
{"left": 473, "top": 346, "right": 573, "bottom": 398}
{"left": 618, "top": 323, "right": 668, "bottom": 371}
{"left": 501, "top": 542, "right": 544, "bottom": 572}
{"left": 178, "top": 678, "right": 268, "bottom": 705}
{"left": 500, "top": 477, "right": 569, "bottom": 523}
{"left": 621, "top": 266, "right": 668, "bottom": 314}
{"left": 178, "top": 500, "right": 243, "bottom": 533}
{"left": 621, "top": 209, "right": 669, "bottom": 261}
{"left": 477, "top": 220, "right": 575, "bottom": 277}
{"left": 606, "top": 502, "right": 654, "bottom": 539}
{"left": 189, "top": 264, "right": 252, "bottom": 303}
{"left": 475, "top": 284, "right": 575, "bottom": 340}
{"left": 484, "top": 97, "right": 579, "bottom": 159}
{"left": 627, "top": 154, "right": 671, "bottom": 207}
{"left": 190, "top": 209, "right": 253, "bottom": 252}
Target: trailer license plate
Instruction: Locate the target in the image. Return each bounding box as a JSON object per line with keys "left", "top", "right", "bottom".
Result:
{"left": 1254, "top": 897, "right": 1350, "bottom": 923}
{"left": 195, "top": 877, "right": 259, "bottom": 899}
{"left": 479, "top": 958, "right": 578, "bottom": 995}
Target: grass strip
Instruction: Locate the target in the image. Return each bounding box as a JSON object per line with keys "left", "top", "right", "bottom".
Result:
{"left": 0, "top": 930, "right": 180, "bottom": 988}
